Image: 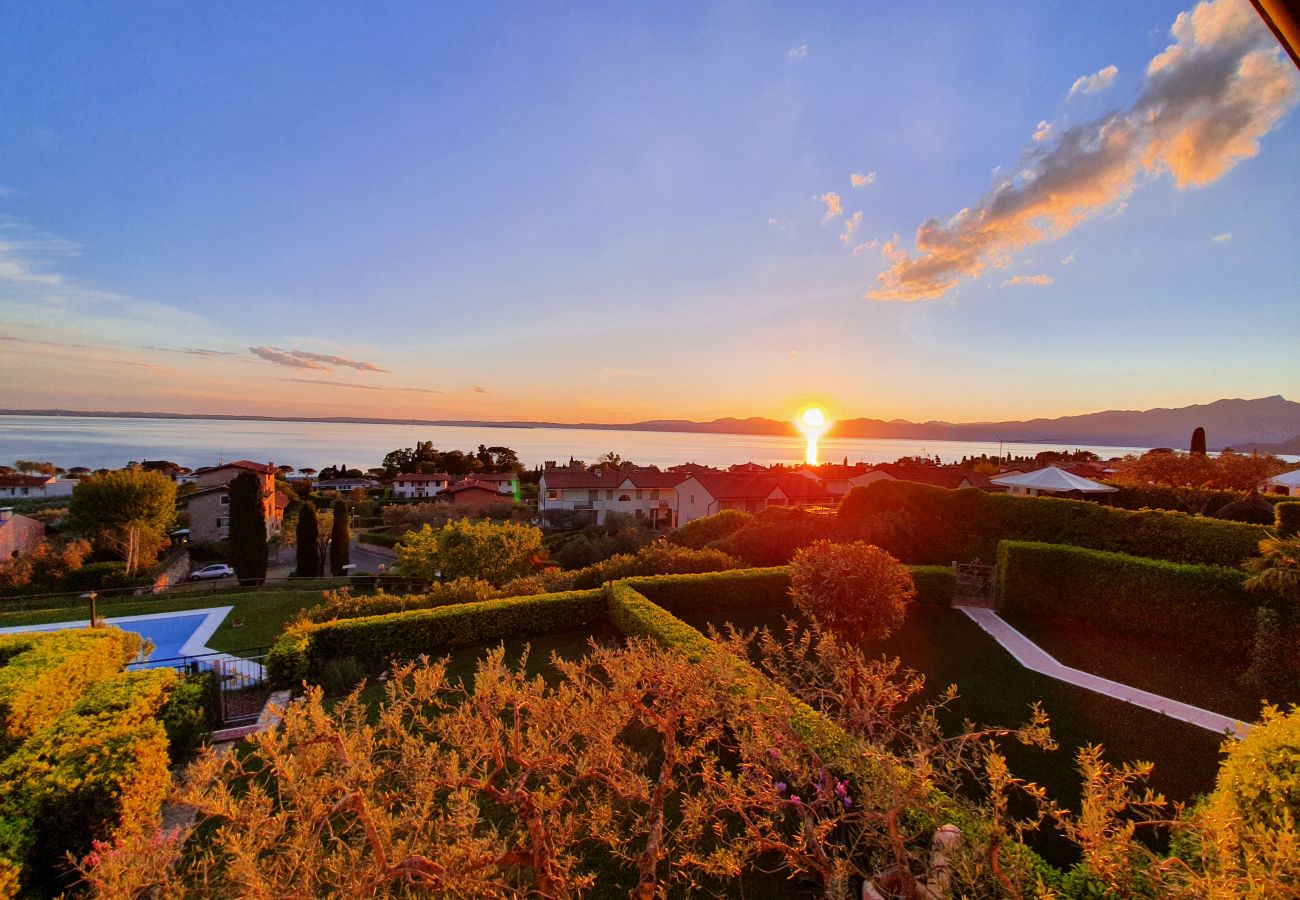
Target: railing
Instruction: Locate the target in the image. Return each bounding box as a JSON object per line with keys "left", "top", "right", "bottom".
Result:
{"left": 139, "top": 647, "right": 271, "bottom": 726}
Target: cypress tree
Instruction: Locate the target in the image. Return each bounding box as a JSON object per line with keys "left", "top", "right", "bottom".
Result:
{"left": 227, "top": 471, "right": 268, "bottom": 584}
{"left": 329, "top": 499, "right": 350, "bottom": 575}
{"left": 295, "top": 502, "right": 320, "bottom": 577}
{"left": 1191, "top": 427, "right": 1207, "bottom": 456}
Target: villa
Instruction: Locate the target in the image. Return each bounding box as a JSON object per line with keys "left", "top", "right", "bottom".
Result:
{"left": 674, "top": 472, "right": 835, "bottom": 524}
{"left": 181, "top": 460, "right": 285, "bottom": 544}
{"left": 392, "top": 472, "right": 452, "bottom": 499}
{"left": 538, "top": 464, "right": 686, "bottom": 528}
{"left": 0, "top": 474, "right": 77, "bottom": 500}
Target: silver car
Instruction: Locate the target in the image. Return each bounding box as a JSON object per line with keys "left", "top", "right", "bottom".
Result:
{"left": 189, "top": 563, "right": 235, "bottom": 581}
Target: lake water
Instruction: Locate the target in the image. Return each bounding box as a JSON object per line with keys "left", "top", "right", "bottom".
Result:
{"left": 0, "top": 414, "right": 1158, "bottom": 471}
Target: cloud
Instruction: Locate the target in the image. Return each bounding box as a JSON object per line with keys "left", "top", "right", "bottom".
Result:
{"left": 868, "top": 0, "right": 1297, "bottom": 302}
{"left": 146, "top": 346, "right": 239, "bottom": 357}
{"left": 473, "top": 385, "right": 489, "bottom": 393}
{"left": 1068, "top": 64, "right": 1120, "bottom": 97}
{"left": 850, "top": 171, "right": 877, "bottom": 188}
{"left": 787, "top": 44, "right": 808, "bottom": 61}
{"left": 250, "top": 346, "right": 387, "bottom": 372}
{"left": 0, "top": 221, "right": 79, "bottom": 286}
{"left": 852, "top": 239, "right": 880, "bottom": 255}
{"left": 1003, "top": 274, "right": 1055, "bottom": 286}
{"left": 1033, "top": 120, "right": 1055, "bottom": 142}
{"left": 840, "top": 211, "right": 863, "bottom": 244}
{"left": 1212, "top": 231, "right": 1232, "bottom": 241}
{"left": 816, "top": 191, "right": 843, "bottom": 222}
{"left": 278, "top": 378, "right": 442, "bottom": 394}
{"left": 0, "top": 335, "right": 94, "bottom": 350}
{"left": 1061, "top": 248, "right": 1078, "bottom": 264}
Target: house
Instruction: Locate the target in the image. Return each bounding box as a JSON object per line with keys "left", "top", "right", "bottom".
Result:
{"left": 459, "top": 472, "right": 520, "bottom": 496}
{"left": 315, "top": 477, "right": 381, "bottom": 492}
{"left": 537, "top": 465, "right": 686, "bottom": 527}
{"left": 728, "top": 462, "right": 770, "bottom": 474}
{"left": 668, "top": 462, "right": 719, "bottom": 475}
{"left": 393, "top": 472, "right": 452, "bottom": 499}
{"left": 182, "top": 460, "right": 284, "bottom": 544}
{"left": 0, "top": 474, "right": 77, "bottom": 500}
{"left": 796, "top": 463, "right": 873, "bottom": 497}
{"left": 1263, "top": 469, "right": 1300, "bottom": 496}
{"left": 0, "top": 507, "right": 46, "bottom": 560}
{"left": 673, "top": 473, "right": 835, "bottom": 525}
{"left": 439, "top": 480, "right": 507, "bottom": 513}
{"left": 852, "top": 463, "right": 993, "bottom": 491}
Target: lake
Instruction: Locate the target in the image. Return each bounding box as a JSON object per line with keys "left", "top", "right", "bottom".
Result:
{"left": 0, "top": 414, "right": 1159, "bottom": 471}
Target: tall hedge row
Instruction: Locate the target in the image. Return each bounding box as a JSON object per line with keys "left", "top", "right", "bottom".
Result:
{"left": 0, "top": 668, "right": 176, "bottom": 895}
{"left": 838, "top": 480, "right": 1266, "bottom": 568}
{"left": 0, "top": 628, "right": 142, "bottom": 753}
{"left": 267, "top": 589, "right": 609, "bottom": 686}
{"left": 1276, "top": 501, "right": 1300, "bottom": 538}
{"left": 996, "top": 541, "right": 1259, "bottom": 654}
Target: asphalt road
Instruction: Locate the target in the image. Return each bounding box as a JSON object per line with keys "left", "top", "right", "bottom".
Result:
{"left": 348, "top": 541, "right": 396, "bottom": 574}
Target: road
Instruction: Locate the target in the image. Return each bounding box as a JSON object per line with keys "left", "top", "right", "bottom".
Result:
{"left": 348, "top": 540, "right": 396, "bottom": 574}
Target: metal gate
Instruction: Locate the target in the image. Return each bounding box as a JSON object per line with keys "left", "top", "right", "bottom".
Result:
{"left": 135, "top": 648, "right": 270, "bottom": 726}
{"left": 952, "top": 562, "right": 997, "bottom": 608}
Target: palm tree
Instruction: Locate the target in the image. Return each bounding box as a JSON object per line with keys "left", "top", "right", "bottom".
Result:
{"left": 1243, "top": 536, "right": 1300, "bottom": 603}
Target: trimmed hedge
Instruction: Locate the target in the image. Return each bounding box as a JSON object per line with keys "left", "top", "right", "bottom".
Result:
{"left": 0, "top": 668, "right": 176, "bottom": 894}
{"left": 1277, "top": 501, "right": 1300, "bottom": 538}
{"left": 360, "top": 529, "right": 400, "bottom": 549}
{"left": 908, "top": 565, "right": 958, "bottom": 606}
{"left": 0, "top": 628, "right": 142, "bottom": 753}
{"left": 996, "top": 541, "right": 1259, "bottom": 654}
{"left": 267, "top": 589, "right": 609, "bottom": 686}
{"left": 839, "top": 479, "right": 1266, "bottom": 568}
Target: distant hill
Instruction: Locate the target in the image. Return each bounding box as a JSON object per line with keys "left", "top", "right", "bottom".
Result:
{"left": 4, "top": 395, "right": 1299, "bottom": 451}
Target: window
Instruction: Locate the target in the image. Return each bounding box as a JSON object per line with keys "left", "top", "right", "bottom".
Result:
{"left": 547, "top": 490, "right": 558, "bottom": 499}
{"left": 220, "top": 494, "right": 230, "bottom": 505}
{"left": 650, "top": 489, "right": 660, "bottom": 500}
{"left": 606, "top": 490, "right": 613, "bottom": 500}
{"left": 635, "top": 489, "right": 643, "bottom": 500}
{"left": 589, "top": 489, "right": 600, "bottom": 501}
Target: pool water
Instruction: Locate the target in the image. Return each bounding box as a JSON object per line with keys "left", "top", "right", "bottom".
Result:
{"left": 0, "top": 607, "right": 233, "bottom": 662}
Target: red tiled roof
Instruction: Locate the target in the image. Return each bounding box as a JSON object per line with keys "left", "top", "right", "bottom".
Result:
{"left": 728, "top": 462, "right": 770, "bottom": 474}
{"left": 0, "top": 474, "right": 54, "bottom": 489}
{"left": 442, "top": 480, "right": 502, "bottom": 495}
{"left": 622, "top": 470, "right": 689, "bottom": 489}
{"left": 803, "top": 464, "right": 870, "bottom": 480}
{"left": 396, "top": 472, "right": 451, "bottom": 482}
{"left": 775, "top": 474, "right": 836, "bottom": 501}
{"left": 541, "top": 466, "right": 655, "bottom": 489}
{"left": 203, "top": 460, "right": 277, "bottom": 476}
{"left": 687, "top": 473, "right": 782, "bottom": 501}
{"left": 462, "top": 472, "right": 516, "bottom": 482}
{"left": 867, "top": 464, "right": 991, "bottom": 490}
{"left": 668, "top": 463, "right": 718, "bottom": 473}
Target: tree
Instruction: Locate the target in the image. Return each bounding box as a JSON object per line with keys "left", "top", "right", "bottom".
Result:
{"left": 227, "top": 472, "right": 268, "bottom": 584}
{"left": 295, "top": 504, "right": 321, "bottom": 578}
{"left": 789, "top": 540, "right": 915, "bottom": 644}
{"left": 1191, "top": 427, "right": 1207, "bottom": 456}
{"left": 67, "top": 470, "right": 176, "bottom": 575}
{"left": 330, "top": 499, "right": 350, "bottom": 575}
{"left": 396, "top": 519, "right": 543, "bottom": 585}
{"left": 14, "top": 460, "right": 57, "bottom": 475}
{"left": 1243, "top": 535, "right": 1300, "bottom": 606}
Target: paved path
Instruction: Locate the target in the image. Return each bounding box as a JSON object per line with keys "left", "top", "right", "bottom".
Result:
{"left": 958, "top": 606, "right": 1251, "bottom": 740}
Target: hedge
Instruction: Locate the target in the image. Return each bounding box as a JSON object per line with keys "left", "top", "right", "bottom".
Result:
{"left": 0, "top": 668, "right": 176, "bottom": 894}
{"left": 0, "top": 628, "right": 142, "bottom": 753}
{"left": 360, "top": 529, "right": 400, "bottom": 549}
{"left": 1277, "top": 501, "right": 1300, "bottom": 538}
{"left": 996, "top": 541, "right": 1259, "bottom": 654}
{"left": 839, "top": 479, "right": 1266, "bottom": 568}
{"left": 267, "top": 589, "right": 609, "bottom": 686}
{"left": 908, "top": 566, "right": 958, "bottom": 606}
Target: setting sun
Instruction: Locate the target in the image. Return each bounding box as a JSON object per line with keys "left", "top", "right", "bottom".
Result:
{"left": 799, "top": 407, "right": 827, "bottom": 431}
{"left": 795, "top": 405, "right": 831, "bottom": 465}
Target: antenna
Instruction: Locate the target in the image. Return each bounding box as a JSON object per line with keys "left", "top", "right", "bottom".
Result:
{"left": 995, "top": 435, "right": 1004, "bottom": 463}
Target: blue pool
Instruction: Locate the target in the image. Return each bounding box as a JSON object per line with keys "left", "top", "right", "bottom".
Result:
{"left": 0, "top": 606, "right": 233, "bottom": 663}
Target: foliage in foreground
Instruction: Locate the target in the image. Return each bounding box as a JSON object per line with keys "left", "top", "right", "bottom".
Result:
{"left": 396, "top": 519, "right": 544, "bottom": 586}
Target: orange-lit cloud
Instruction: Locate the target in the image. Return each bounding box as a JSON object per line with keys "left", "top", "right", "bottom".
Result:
{"left": 1003, "top": 274, "right": 1055, "bottom": 286}
{"left": 868, "top": 0, "right": 1298, "bottom": 302}
{"left": 278, "top": 377, "right": 440, "bottom": 393}
{"left": 850, "top": 171, "right": 876, "bottom": 187}
{"left": 1068, "top": 64, "right": 1119, "bottom": 97}
{"left": 840, "top": 211, "right": 863, "bottom": 244}
{"left": 816, "top": 191, "right": 843, "bottom": 221}
{"left": 250, "top": 346, "right": 388, "bottom": 372}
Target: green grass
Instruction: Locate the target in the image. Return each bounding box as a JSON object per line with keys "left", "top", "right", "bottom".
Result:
{"left": 0, "top": 588, "right": 325, "bottom": 656}
{"left": 1006, "top": 612, "right": 1280, "bottom": 723}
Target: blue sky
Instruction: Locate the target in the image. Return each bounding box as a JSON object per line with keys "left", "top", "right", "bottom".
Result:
{"left": 1, "top": 0, "right": 1297, "bottom": 424}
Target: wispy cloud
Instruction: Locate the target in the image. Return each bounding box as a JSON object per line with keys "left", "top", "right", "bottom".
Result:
{"left": 787, "top": 44, "right": 808, "bottom": 61}
{"left": 1003, "top": 274, "right": 1055, "bottom": 287}
{"left": 850, "top": 171, "right": 877, "bottom": 188}
{"left": 473, "top": 385, "right": 489, "bottom": 393}
{"left": 278, "top": 377, "right": 442, "bottom": 394}
{"left": 250, "top": 346, "right": 387, "bottom": 372}
{"left": 1068, "top": 64, "right": 1119, "bottom": 98}
{"left": 0, "top": 335, "right": 94, "bottom": 350}
{"left": 146, "top": 346, "right": 239, "bottom": 357}
{"left": 852, "top": 239, "right": 880, "bottom": 255}
{"left": 840, "top": 211, "right": 863, "bottom": 244}
{"left": 1212, "top": 231, "right": 1232, "bottom": 242}
{"left": 1033, "top": 120, "right": 1054, "bottom": 142}
{"left": 1061, "top": 248, "right": 1078, "bottom": 265}
{"left": 815, "top": 191, "right": 843, "bottom": 222}
{"left": 869, "top": 0, "right": 1298, "bottom": 302}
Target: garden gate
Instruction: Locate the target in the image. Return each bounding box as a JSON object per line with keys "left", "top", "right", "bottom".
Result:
{"left": 951, "top": 562, "right": 997, "bottom": 608}
{"left": 137, "top": 648, "right": 270, "bottom": 726}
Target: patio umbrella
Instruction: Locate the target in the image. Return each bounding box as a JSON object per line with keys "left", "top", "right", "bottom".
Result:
{"left": 990, "top": 465, "right": 1119, "bottom": 495}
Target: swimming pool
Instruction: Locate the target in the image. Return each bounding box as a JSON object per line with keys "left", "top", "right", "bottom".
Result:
{"left": 0, "top": 606, "right": 234, "bottom": 661}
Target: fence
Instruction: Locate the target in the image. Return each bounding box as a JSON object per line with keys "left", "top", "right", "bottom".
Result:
{"left": 138, "top": 648, "right": 271, "bottom": 726}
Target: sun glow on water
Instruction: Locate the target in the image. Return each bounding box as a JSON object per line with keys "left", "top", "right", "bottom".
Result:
{"left": 795, "top": 405, "right": 831, "bottom": 465}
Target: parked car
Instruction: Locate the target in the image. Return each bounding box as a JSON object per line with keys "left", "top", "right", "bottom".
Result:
{"left": 189, "top": 563, "right": 235, "bottom": 581}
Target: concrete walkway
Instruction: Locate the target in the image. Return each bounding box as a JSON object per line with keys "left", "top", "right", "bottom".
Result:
{"left": 958, "top": 606, "right": 1251, "bottom": 740}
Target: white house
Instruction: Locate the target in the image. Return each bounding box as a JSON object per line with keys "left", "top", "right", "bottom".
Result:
{"left": 0, "top": 474, "right": 77, "bottom": 500}
{"left": 392, "top": 472, "right": 452, "bottom": 499}
{"left": 538, "top": 465, "right": 685, "bottom": 527}
{"left": 674, "top": 473, "right": 835, "bottom": 525}
{"left": 1263, "top": 469, "right": 1300, "bottom": 497}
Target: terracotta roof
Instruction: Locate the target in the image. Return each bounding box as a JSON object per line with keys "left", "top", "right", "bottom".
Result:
{"left": 728, "top": 462, "right": 770, "bottom": 474}
{"left": 668, "top": 463, "right": 719, "bottom": 473}
{"left": 395, "top": 473, "right": 451, "bottom": 482}
{"left": 0, "top": 475, "right": 55, "bottom": 489}
{"left": 867, "top": 464, "right": 991, "bottom": 490}
{"left": 775, "top": 475, "right": 836, "bottom": 501}
{"left": 803, "top": 464, "right": 870, "bottom": 480}
{"left": 202, "top": 460, "right": 277, "bottom": 476}
{"left": 686, "top": 473, "right": 782, "bottom": 501}
{"left": 541, "top": 466, "right": 655, "bottom": 489}
{"left": 442, "top": 480, "right": 503, "bottom": 495}
{"left": 622, "top": 470, "right": 689, "bottom": 489}
{"left": 463, "top": 472, "right": 516, "bottom": 482}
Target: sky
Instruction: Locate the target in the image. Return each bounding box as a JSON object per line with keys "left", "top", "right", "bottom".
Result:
{"left": 1, "top": 0, "right": 1298, "bottom": 425}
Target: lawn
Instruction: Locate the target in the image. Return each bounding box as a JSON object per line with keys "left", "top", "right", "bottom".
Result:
{"left": 0, "top": 587, "right": 326, "bottom": 655}
{"left": 1006, "top": 612, "right": 1279, "bottom": 724}
{"left": 676, "top": 601, "right": 1228, "bottom": 865}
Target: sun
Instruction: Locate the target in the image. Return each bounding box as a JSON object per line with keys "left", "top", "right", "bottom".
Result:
{"left": 795, "top": 405, "right": 831, "bottom": 464}
{"left": 800, "top": 407, "right": 827, "bottom": 431}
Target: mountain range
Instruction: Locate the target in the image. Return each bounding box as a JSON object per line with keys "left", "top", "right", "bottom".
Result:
{"left": 4, "top": 395, "right": 1300, "bottom": 451}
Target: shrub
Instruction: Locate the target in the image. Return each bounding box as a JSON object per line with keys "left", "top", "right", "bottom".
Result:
{"left": 320, "top": 657, "right": 367, "bottom": 696}
{"left": 160, "top": 672, "right": 214, "bottom": 759}
{"left": 396, "top": 519, "right": 544, "bottom": 585}
{"left": 496, "top": 569, "right": 580, "bottom": 597}
{"left": 996, "top": 541, "right": 1259, "bottom": 654}
{"left": 667, "top": 509, "right": 753, "bottom": 549}
{"left": 0, "top": 669, "right": 175, "bottom": 894}
{"left": 623, "top": 568, "right": 793, "bottom": 616}
{"left": 267, "top": 589, "right": 608, "bottom": 685}
{"left": 790, "top": 541, "right": 915, "bottom": 643}
{"left": 60, "top": 561, "right": 137, "bottom": 593}
{"left": 300, "top": 579, "right": 499, "bottom": 623}
{"left": 570, "top": 540, "right": 740, "bottom": 589}
{"left": 839, "top": 479, "right": 1266, "bottom": 567}
{"left": 359, "top": 529, "right": 400, "bottom": 549}
{"left": 719, "top": 506, "right": 839, "bottom": 567}
{"left": 908, "top": 566, "right": 958, "bottom": 606}
{"left": 1277, "top": 501, "right": 1300, "bottom": 538}
{"left": 0, "top": 628, "right": 142, "bottom": 752}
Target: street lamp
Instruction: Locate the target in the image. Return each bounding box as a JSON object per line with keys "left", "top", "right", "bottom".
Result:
{"left": 85, "top": 591, "right": 99, "bottom": 628}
